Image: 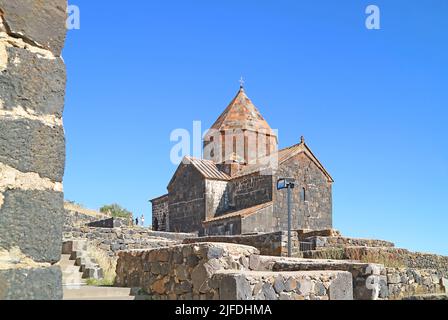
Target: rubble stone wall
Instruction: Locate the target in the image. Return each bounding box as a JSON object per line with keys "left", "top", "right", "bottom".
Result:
{"left": 0, "top": 0, "right": 67, "bottom": 300}
{"left": 183, "top": 231, "right": 301, "bottom": 257}
{"left": 307, "top": 236, "right": 395, "bottom": 249}
{"left": 63, "top": 226, "right": 194, "bottom": 256}
{"left": 385, "top": 267, "right": 446, "bottom": 300}
{"left": 115, "top": 243, "right": 353, "bottom": 300}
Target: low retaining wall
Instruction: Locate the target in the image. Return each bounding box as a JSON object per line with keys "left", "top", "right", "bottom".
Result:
{"left": 184, "top": 232, "right": 395, "bottom": 258}
{"left": 307, "top": 236, "right": 395, "bottom": 249}
{"left": 115, "top": 243, "right": 354, "bottom": 300}
{"left": 183, "top": 232, "right": 300, "bottom": 257}
{"left": 212, "top": 270, "right": 352, "bottom": 300}
{"left": 87, "top": 217, "right": 129, "bottom": 228}
{"left": 385, "top": 268, "right": 446, "bottom": 300}
{"left": 64, "top": 226, "right": 182, "bottom": 256}
{"left": 301, "top": 246, "right": 448, "bottom": 278}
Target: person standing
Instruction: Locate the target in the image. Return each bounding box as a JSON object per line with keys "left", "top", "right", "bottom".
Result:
{"left": 135, "top": 217, "right": 139, "bottom": 226}
{"left": 141, "top": 215, "right": 145, "bottom": 227}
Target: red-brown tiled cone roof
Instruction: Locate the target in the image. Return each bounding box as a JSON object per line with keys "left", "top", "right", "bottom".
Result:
{"left": 209, "top": 88, "right": 275, "bottom": 135}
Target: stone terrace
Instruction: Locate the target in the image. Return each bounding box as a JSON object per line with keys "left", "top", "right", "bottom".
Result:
{"left": 115, "top": 242, "right": 448, "bottom": 300}
{"left": 115, "top": 243, "right": 353, "bottom": 300}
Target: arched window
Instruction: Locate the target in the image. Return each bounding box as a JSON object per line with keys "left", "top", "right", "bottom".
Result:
{"left": 301, "top": 187, "right": 306, "bottom": 202}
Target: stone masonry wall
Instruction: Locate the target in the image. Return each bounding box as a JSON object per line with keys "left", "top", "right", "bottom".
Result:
{"left": 307, "top": 236, "right": 395, "bottom": 249}
{"left": 115, "top": 243, "right": 353, "bottom": 300}
{"left": 63, "top": 225, "right": 197, "bottom": 257}
{"left": 151, "top": 194, "right": 168, "bottom": 231}
{"left": 228, "top": 173, "right": 273, "bottom": 212}
{"left": 273, "top": 152, "right": 332, "bottom": 231}
{"left": 0, "top": 0, "right": 67, "bottom": 300}
{"left": 258, "top": 256, "right": 446, "bottom": 300}
{"left": 183, "top": 231, "right": 301, "bottom": 257}
{"left": 168, "top": 164, "right": 205, "bottom": 234}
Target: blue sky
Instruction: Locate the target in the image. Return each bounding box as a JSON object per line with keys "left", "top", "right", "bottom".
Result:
{"left": 63, "top": 0, "right": 448, "bottom": 255}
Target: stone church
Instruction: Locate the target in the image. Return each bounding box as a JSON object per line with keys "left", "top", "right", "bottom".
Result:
{"left": 151, "top": 86, "right": 334, "bottom": 236}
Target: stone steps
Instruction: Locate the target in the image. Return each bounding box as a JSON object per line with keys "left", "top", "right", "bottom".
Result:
{"left": 62, "top": 240, "right": 104, "bottom": 280}
{"left": 60, "top": 254, "right": 86, "bottom": 286}
{"left": 63, "top": 286, "right": 134, "bottom": 300}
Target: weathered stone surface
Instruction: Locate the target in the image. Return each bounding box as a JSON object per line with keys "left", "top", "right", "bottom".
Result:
{"left": 0, "top": 190, "right": 63, "bottom": 263}
{"left": 0, "top": 0, "right": 66, "bottom": 301}
{"left": 0, "top": 45, "right": 66, "bottom": 117}
{"left": 329, "top": 272, "right": 353, "bottom": 300}
{"left": 0, "top": 118, "right": 65, "bottom": 182}
{"left": 273, "top": 275, "right": 285, "bottom": 293}
{"left": 0, "top": 0, "right": 67, "bottom": 56}
{"left": 262, "top": 282, "right": 277, "bottom": 300}
{"left": 387, "top": 273, "right": 401, "bottom": 284}
{"left": 0, "top": 266, "right": 62, "bottom": 300}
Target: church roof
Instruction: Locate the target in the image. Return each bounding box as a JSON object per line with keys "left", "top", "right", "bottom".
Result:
{"left": 203, "top": 201, "right": 273, "bottom": 224}
{"left": 208, "top": 88, "right": 275, "bottom": 136}
{"left": 184, "top": 156, "right": 231, "bottom": 181}
{"left": 233, "top": 139, "right": 334, "bottom": 182}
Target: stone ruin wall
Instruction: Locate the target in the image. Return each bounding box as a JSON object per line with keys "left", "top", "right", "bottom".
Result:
{"left": 115, "top": 243, "right": 354, "bottom": 300}
{"left": 0, "top": 0, "right": 67, "bottom": 300}
{"left": 115, "top": 242, "right": 447, "bottom": 300}
{"left": 64, "top": 209, "right": 197, "bottom": 257}
{"left": 184, "top": 231, "right": 300, "bottom": 257}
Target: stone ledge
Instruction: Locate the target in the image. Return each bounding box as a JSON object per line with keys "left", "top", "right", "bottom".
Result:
{"left": 213, "top": 270, "right": 353, "bottom": 300}
{"left": 0, "top": 0, "right": 67, "bottom": 56}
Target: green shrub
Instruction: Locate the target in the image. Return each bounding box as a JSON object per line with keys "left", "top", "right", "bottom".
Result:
{"left": 99, "top": 203, "right": 132, "bottom": 219}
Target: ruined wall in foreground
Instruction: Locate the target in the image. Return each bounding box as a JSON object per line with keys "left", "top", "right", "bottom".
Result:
{"left": 0, "top": 0, "right": 67, "bottom": 300}
{"left": 115, "top": 243, "right": 353, "bottom": 300}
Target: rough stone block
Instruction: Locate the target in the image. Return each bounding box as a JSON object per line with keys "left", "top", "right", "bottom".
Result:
{"left": 0, "top": 118, "right": 65, "bottom": 182}
{"left": 0, "top": 189, "right": 63, "bottom": 263}
{"left": 0, "top": 265, "right": 62, "bottom": 300}
{"left": 0, "top": 46, "right": 66, "bottom": 117}
{"left": 329, "top": 272, "right": 353, "bottom": 300}
{"left": 0, "top": 0, "right": 67, "bottom": 56}
{"left": 62, "top": 240, "right": 87, "bottom": 254}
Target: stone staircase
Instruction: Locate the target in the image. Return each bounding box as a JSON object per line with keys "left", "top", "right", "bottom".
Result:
{"left": 62, "top": 240, "right": 104, "bottom": 280}
{"left": 61, "top": 240, "right": 138, "bottom": 300}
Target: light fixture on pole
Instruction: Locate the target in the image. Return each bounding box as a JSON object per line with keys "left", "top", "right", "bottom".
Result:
{"left": 277, "top": 178, "right": 296, "bottom": 257}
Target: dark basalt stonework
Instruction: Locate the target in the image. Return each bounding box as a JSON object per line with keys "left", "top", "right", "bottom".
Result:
{"left": 0, "top": 0, "right": 67, "bottom": 56}
{"left": 0, "top": 266, "right": 63, "bottom": 300}
{"left": 0, "top": 46, "right": 67, "bottom": 117}
{"left": 0, "top": 0, "right": 67, "bottom": 300}
{"left": 0, "top": 118, "right": 65, "bottom": 182}
{"left": 0, "top": 190, "right": 64, "bottom": 263}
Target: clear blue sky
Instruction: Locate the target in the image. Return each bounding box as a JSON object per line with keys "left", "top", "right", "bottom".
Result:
{"left": 63, "top": 0, "right": 448, "bottom": 255}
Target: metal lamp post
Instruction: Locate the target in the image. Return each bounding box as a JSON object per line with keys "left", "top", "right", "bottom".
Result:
{"left": 277, "top": 178, "right": 296, "bottom": 257}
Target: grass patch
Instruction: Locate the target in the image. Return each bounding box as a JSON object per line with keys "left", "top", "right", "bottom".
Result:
{"left": 86, "top": 278, "right": 115, "bottom": 287}
{"left": 346, "top": 248, "right": 406, "bottom": 268}
{"left": 86, "top": 245, "right": 117, "bottom": 286}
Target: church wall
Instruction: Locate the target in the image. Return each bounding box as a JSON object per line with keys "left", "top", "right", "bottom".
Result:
{"left": 203, "top": 216, "right": 242, "bottom": 236}
{"left": 168, "top": 165, "right": 206, "bottom": 234}
{"left": 229, "top": 173, "right": 273, "bottom": 211}
{"left": 241, "top": 205, "right": 276, "bottom": 234}
{"left": 205, "top": 180, "right": 229, "bottom": 219}
{"left": 273, "top": 153, "right": 332, "bottom": 231}
{"left": 151, "top": 195, "right": 169, "bottom": 231}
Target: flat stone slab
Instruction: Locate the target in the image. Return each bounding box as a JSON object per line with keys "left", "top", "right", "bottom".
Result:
{"left": 213, "top": 269, "right": 353, "bottom": 300}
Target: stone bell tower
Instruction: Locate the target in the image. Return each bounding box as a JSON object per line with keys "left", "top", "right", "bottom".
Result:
{"left": 203, "top": 84, "right": 278, "bottom": 176}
